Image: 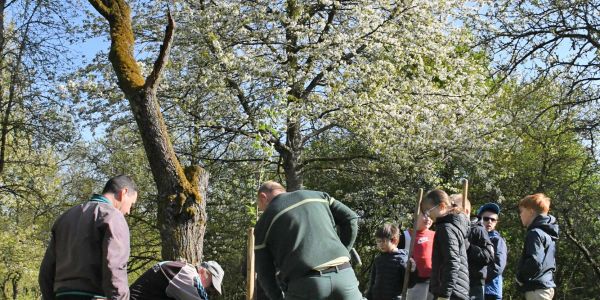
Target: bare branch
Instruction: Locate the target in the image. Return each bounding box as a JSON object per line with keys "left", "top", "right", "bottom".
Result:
{"left": 87, "top": 0, "right": 111, "bottom": 19}
{"left": 299, "top": 155, "right": 378, "bottom": 169}
{"left": 301, "top": 123, "right": 339, "bottom": 145}
{"left": 145, "top": 10, "right": 176, "bottom": 91}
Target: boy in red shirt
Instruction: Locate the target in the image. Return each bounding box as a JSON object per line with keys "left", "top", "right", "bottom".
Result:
{"left": 400, "top": 213, "right": 435, "bottom": 300}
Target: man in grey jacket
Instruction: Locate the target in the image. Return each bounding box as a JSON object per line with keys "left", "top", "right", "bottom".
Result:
{"left": 39, "top": 175, "right": 138, "bottom": 300}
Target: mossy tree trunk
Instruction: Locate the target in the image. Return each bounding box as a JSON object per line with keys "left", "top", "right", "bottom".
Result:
{"left": 88, "top": 0, "right": 207, "bottom": 263}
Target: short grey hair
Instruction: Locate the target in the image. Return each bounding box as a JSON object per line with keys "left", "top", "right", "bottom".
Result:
{"left": 258, "top": 181, "right": 286, "bottom": 194}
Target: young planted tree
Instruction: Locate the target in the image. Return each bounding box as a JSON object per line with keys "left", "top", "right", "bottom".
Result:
{"left": 87, "top": 0, "right": 208, "bottom": 263}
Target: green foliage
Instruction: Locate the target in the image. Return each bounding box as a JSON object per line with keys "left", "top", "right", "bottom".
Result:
{"left": 1, "top": 1, "right": 598, "bottom": 299}
{"left": 466, "top": 81, "right": 600, "bottom": 297}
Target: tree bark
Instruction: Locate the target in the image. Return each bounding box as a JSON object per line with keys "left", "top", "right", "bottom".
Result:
{"left": 0, "top": 0, "right": 7, "bottom": 174}
{"left": 279, "top": 143, "right": 302, "bottom": 192}
{"left": 88, "top": 0, "right": 208, "bottom": 263}
{"left": 11, "top": 272, "right": 19, "bottom": 300}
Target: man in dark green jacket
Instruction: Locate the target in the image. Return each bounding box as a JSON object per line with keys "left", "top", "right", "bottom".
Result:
{"left": 254, "top": 181, "right": 362, "bottom": 300}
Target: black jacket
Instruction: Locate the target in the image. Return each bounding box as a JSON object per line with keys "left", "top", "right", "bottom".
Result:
{"left": 430, "top": 213, "right": 470, "bottom": 300}
{"left": 366, "top": 249, "right": 414, "bottom": 300}
{"left": 467, "top": 219, "right": 495, "bottom": 285}
{"left": 516, "top": 214, "right": 559, "bottom": 292}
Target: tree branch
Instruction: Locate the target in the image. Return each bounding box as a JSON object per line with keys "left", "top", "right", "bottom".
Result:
{"left": 299, "top": 155, "right": 378, "bottom": 169}
{"left": 88, "top": 0, "right": 145, "bottom": 97}
{"left": 564, "top": 216, "right": 600, "bottom": 285}
{"left": 145, "top": 10, "right": 175, "bottom": 91}
{"left": 88, "top": 0, "right": 111, "bottom": 19}
{"left": 301, "top": 123, "right": 339, "bottom": 145}
{"left": 300, "top": 44, "right": 366, "bottom": 100}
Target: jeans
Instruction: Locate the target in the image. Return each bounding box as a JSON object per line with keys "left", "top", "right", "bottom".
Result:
{"left": 407, "top": 282, "right": 434, "bottom": 300}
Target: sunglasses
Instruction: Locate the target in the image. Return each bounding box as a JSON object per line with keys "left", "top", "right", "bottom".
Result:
{"left": 482, "top": 216, "right": 497, "bottom": 222}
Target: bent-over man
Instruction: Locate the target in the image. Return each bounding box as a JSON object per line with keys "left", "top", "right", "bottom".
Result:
{"left": 254, "top": 181, "right": 362, "bottom": 300}
{"left": 130, "top": 260, "right": 224, "bottom": 300}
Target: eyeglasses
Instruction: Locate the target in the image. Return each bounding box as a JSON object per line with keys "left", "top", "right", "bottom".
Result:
{"left": 422, "top": 204, "right": 439, "bottom": 218}
{"left": 375, "top": 238, "right": 388, "bottom": 244}
{"left": 482, "top": 216, "right": 497, "bottom": 222}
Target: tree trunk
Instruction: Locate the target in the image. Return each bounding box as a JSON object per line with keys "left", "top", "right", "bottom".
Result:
{"left": 11, "top": 272, "right": 18, "bottom": 300}
{"left": 88, "top": 0, "right": 208, "bottom": 263}
{"left": 278, "top": 117, "right": 303, "bottom": 192}
{"left": 281, "top": 148, "right": 302, "bottom": 192}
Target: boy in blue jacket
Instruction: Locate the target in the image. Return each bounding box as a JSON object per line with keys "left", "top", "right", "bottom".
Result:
{"left": 517, "top": 193, "right": 559, "bottom": 300}
{"left": 477, "top": 203, "right": 507, "bottom": 300}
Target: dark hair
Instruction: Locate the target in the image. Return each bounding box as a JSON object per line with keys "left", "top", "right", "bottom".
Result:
{"left": 422, "top": 189, "right": 462, "bottom": 214}
{"left": 423, "top": 189, "right": 450, "bottom": 206}
{"left": 375, "top": 223, "right": 399, "bottom": 240}
{"left": 102, "top": 175, "right": 138, "bottom": 195}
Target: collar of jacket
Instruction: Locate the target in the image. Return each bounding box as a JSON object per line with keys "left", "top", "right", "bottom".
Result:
{"left": 89, "top": 194, "right": 112, "bottom": 205}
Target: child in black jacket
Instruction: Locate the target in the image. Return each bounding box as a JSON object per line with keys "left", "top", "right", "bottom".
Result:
{"left": 421, "top": 190, "right": 470, "bottom": 300}
{"left": 366, "top": 223, "right": 415, "bottom": 300}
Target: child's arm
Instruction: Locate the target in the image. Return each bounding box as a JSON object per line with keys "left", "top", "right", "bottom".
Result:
{"left": 517, "top": 230, "right": 546, "bottom": 283}
{"left": 486, "top": 236, "right": 507, "bottom": 283}
{"left": 406, "top": 257, "right": 418, "bottom": 289}
{"left": 467, "top": 225, "right": 494, "bottom": 267}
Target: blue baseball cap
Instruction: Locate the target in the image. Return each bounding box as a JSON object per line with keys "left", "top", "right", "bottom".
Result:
{"left": 477, "top": 202, "right": 500, "bottom": 216}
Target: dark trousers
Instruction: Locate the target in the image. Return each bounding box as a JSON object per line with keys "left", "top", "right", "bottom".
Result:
{"left": 469, "top": 283, "right": 485, "bottom": 300}
{"left": 284, "top": 267, "right": 362, "bottom": 300}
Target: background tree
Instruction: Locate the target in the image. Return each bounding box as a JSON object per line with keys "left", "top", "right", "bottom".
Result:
{"left": 86, "top": 0, "right": 209, "bottom": 263}
{"left": 0, "top": 0, "right": 593, "bottom": 299}
{"left": 155, "top": 0, "right": 499, "bottom": 191}
{"left": 467, "top": 0, "right": 600, "bottom": 156}
{"left": 0, "top": 0, "right": 77, "bottom": 297}
{"left": 468, "top": 81, "right": 600, "bottom": 298}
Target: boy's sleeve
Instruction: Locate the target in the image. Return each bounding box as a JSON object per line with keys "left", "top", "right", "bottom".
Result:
{"left": 365, "top": 259, "right": 377, "bottom": 300}
{"left": 397, "top": 253, "right": 413, "bottom": 290}
{"left": 486, "top": 236, "right": 507, "bottom": 283}
{"left": 39, "top": 230, "right": 57, "bottom": 300}
{"left": 439, "top": 229, "right": 460, "bottom": 298}
{"left": 328, "top": 197, "right": 359, "bottom": 250}
{"left": 467, "top": 226, "right": 494, "bottom": 267}
{"left": 517, "top": 230, "right": 545, "bottom": 283}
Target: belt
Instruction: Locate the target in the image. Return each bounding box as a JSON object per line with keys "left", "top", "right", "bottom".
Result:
{"left": 307, "top": 262, "right": 352, "bottom": 276}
